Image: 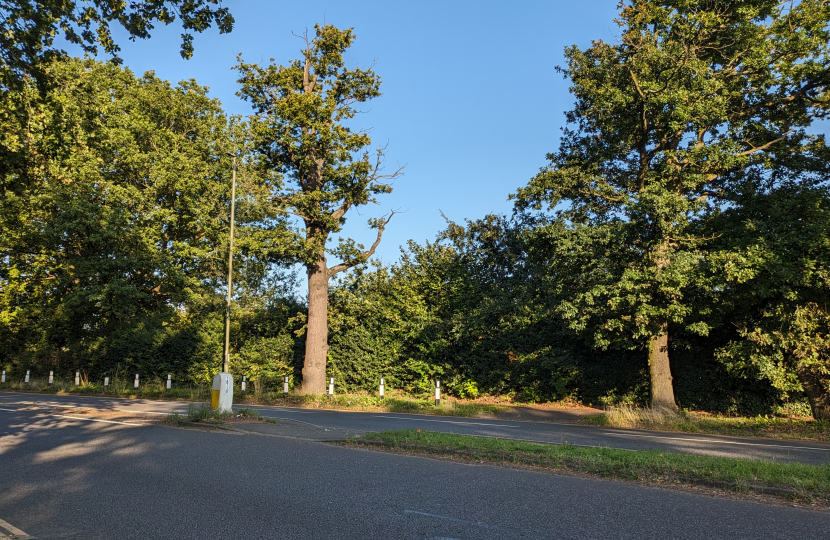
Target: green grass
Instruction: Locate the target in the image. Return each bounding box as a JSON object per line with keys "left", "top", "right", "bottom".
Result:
{"left": 159, "top": 405, "right": 267, "bottom": 426}
{"left": 580, "top": 404, "right": 830, "bottom": 441}
{"left": 0, "top": 378, "right": 210, "bottom": 401}
{"left": 235, "top": 408, "right": 262, "bottom": 420}
{"left": 159, "top": 403, "right": 232, "bottom": 425}
{"left": 349, "top": 429, "right": 830, "bottom": 501}
{"left": 185, "top": 402, "right": 232, "bottom": 423}
{"left": 160, "top": 413, "right": 183, "bottom": 425}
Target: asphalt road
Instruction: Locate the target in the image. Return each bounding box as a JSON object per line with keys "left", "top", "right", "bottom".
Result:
{"left": 2, "top": 392, "right": 830, "bottom": 465}
{"left": 0, "top": 406, "right": 828, "bottom": 540}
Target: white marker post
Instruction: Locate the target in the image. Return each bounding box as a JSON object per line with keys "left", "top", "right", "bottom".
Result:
{"left": 1, "top": 370, "right": 5, "bottom": 383}
{"left": 166, "top": 374, "right": 172, "bottom": 390}
{"left": 134, "top": 374, "right": 139, "bottom": 389}
{"left": 241, "top": 375, "right": 246, "bottom": 392}
{"left": 379, "top": 377, "right": 385, "bottom": 399}
{"left": 283, "top": 376, "right": 289, "bottom": 398}
{"left": 75, "top": 371, "right": 80, "bottom": 386}
{"left": 25, "top": 370, "right": 30, "bottom": 383}
{"left": 211, "top": 372, "right": 233, "bottom": 413}
{"left": 48, "top": 371, "right": 54, "bottom": 385}
{"left": 328, "top": 377, "right": 334, "bottom": 398}
{"left": 104, "top": 377, "right": 109, "bottom": 389}
{"left": 435, "top": 380, "right": 441, "bottom": 406}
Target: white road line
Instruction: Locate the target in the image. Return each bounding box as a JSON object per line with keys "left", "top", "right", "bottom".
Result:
{"left": 605, "top": 431, "right": 830, "bottom": 452}
{"left": 52, "top": 414, "right": 141, "bottom": 426}
{"left": 374, "top": 415, "right": 518, "bottom": 428}
{"left": 115, "top": 409, "right": 180, "bottom": 415}
{"left": 404, "top": 510, "right": 503, "bottom": 530}
{"left": 0, "top": 408, "right": 16, "bottom": 412}
{"left": 0, "top": 518, "right": 28, "bottom": 537}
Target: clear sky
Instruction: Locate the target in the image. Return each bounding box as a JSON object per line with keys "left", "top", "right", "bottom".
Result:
{"left": 69, "top": 0, "right": 623, "bottom": 267}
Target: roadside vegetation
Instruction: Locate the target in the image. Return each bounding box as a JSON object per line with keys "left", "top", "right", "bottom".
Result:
{"left": 161, "top": 404, "right": 274, "bottom": 426}
{"left": 3, "top": 1, "right": 830, "bottom": 429}
{"left": 581, "top": 405, "right": 830, "bottom": 442}
{"left": 348, "top": 430, "right": 830, "bottom": 503}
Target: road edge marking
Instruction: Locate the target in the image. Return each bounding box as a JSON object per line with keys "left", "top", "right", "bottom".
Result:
{"left": 0, "top": 518, "right": 28, "bottom": 536}
{"left": 52, "top": 414, "right": 141, "bottom": 426}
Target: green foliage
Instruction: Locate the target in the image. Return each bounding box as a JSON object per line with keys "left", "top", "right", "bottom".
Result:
{"left": 187, "top": 402, "right": 230, "bottom": 422}
{"left": 709, "top": 180, "right": 830, "bottom": 401}
{"left": 510, "top": 0, "right": 830, "bottom": 408}
{"left": 323, "top": 213, "right": 788, "bottom": 414}
{"left": 0, "top": 0, "right": 234, "bottom": 85}
{"left": 235, "top": 24, "right": 399, "bottom": 268}
{"left": 0, "top": 57, "right": 295, "bottom": 385}
{"left": 234, "top": 335, "right": 295, "bottom": 390}
{"left": 3, "top": 6, "right": 829, "bottom": 418}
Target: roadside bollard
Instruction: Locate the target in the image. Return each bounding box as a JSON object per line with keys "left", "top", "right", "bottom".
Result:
{"left": 104, "top": 377, "right": 109, "bottom": 389}
{"left": 1, "top": 370, "right": 5, "bottom": 383}
{"left": 328, "top": 377, "right": 334, "bottom": 398}
{"left": 75, "top": 371, "right": 80, "bottom": 386}
{"left": 379, "top": 377, "right": 385, "bottom": 399}
{"left": 283, "top": 376, "right": 289, "bottom": 398}
{"left": 48, "top": 371, "right": 54, "bottom": 385}
{"left": 166, "top": 374, "right": 171, "bottom": 390}
{"left": 134, "top": 374, "right": 139, "bottom": 389}
{"left": 435, "top": 380, "right": 441, "bottom": 406}
{"left": 241, "top": 376, "right": 247, "bottom": 392}
{"left": 25, "top": 370, "right": 30, "bottom": 384}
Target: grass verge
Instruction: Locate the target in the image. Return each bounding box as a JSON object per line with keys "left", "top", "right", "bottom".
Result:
{"left": 0, "top": 381, "right": 507, "bottom": 418}
{"left": 160, "top": 403, "right": 231, "bottom": 425}
{"left": 346, "top": 429, "right": 830, "bottom": 502}
{"left": 0, "top": 379, "right": 209, "bottom": 401}
{"left": 580, "top": 404, "right": 830, "bottom": 441}
{"left": 159, "top": 405, "right": 276, "bottom": 426}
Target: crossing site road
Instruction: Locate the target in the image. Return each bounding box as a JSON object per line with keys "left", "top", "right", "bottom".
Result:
{"left": 0, "top": 405, "right": 828, "bottom": 540}
{"left": 2, "top": 391, "right": 830, "bottom": 465}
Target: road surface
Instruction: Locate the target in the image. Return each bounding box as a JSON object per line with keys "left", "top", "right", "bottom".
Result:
{"left": 2, "top": 391, "right": 829, "bottom": 465}
{"left": 0, "top": 405, "right": 827, "bottom": 539}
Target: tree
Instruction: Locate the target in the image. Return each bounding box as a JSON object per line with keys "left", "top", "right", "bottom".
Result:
{"left": 236, "top": 24, "right": 402, "bottom": 394}
{"left": 712, "top": 173, "right": 830, "bottom": 418}
{"left": 0, "top": 57, "right": 288, "bottom": 380}
{"left": 514, "top": 0, "right": 830, "bottom": 409}
{"left": 0, "top": 0, "right": 234, "bottom": 85}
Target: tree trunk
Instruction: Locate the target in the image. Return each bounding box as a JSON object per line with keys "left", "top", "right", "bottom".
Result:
{"left": 796, "top": 363, "right": 830, "bottom": 420}
{"left": 302, "top": 255, "right": 329, "bottom": 394}
{"left": 648, "top": 325, "right": 677, "bottom": 410}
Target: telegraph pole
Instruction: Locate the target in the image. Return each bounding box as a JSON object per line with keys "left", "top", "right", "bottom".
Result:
{"left": 212, "top": 153, "right": 237, "bottom": 413}
{"left": 223, "top": 154, "right": 237, "bottom": 373}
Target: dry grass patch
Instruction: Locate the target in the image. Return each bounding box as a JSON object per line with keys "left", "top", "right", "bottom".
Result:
{"left": 580, "top": 404, "right": 830, "bottom": 441}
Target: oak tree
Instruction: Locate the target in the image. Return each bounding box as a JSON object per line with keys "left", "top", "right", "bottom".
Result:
{"left": 0, "top": 0, "right": 234, "bottom": 85}
{"left": 236, "top": 24, "right": 401, "bottom": 394}
{"left": 515, "top": 0, "right": 830, "bottom": 409}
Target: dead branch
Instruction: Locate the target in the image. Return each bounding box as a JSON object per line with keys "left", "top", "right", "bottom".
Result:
{"left": 327, "top": 211, "right": 396, "bottom": 277}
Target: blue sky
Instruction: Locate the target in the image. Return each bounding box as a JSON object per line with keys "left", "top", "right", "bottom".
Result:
{"left": 74, "top": 0, "right": 623, "bottom": 267}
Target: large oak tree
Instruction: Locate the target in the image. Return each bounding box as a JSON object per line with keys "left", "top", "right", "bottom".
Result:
{"left": 515, "top": 0, "right": 830, "bottom": 409}
{"left": 236, "top": 24, "right": 401, "bottom": 394}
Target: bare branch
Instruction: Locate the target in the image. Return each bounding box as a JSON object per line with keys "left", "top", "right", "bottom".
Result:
{"left": 736, "top": 131, "right": 793, "bottom": 157}
{"left": 327, "top": 211, "right": 396, "bottom": 277}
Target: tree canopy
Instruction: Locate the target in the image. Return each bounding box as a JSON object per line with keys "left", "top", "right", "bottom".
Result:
{"left": 513, "top": 0, "right": 830, "bottom": 410}
{"left": 0, "top": 0, "right": 234, "bottom": 84}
